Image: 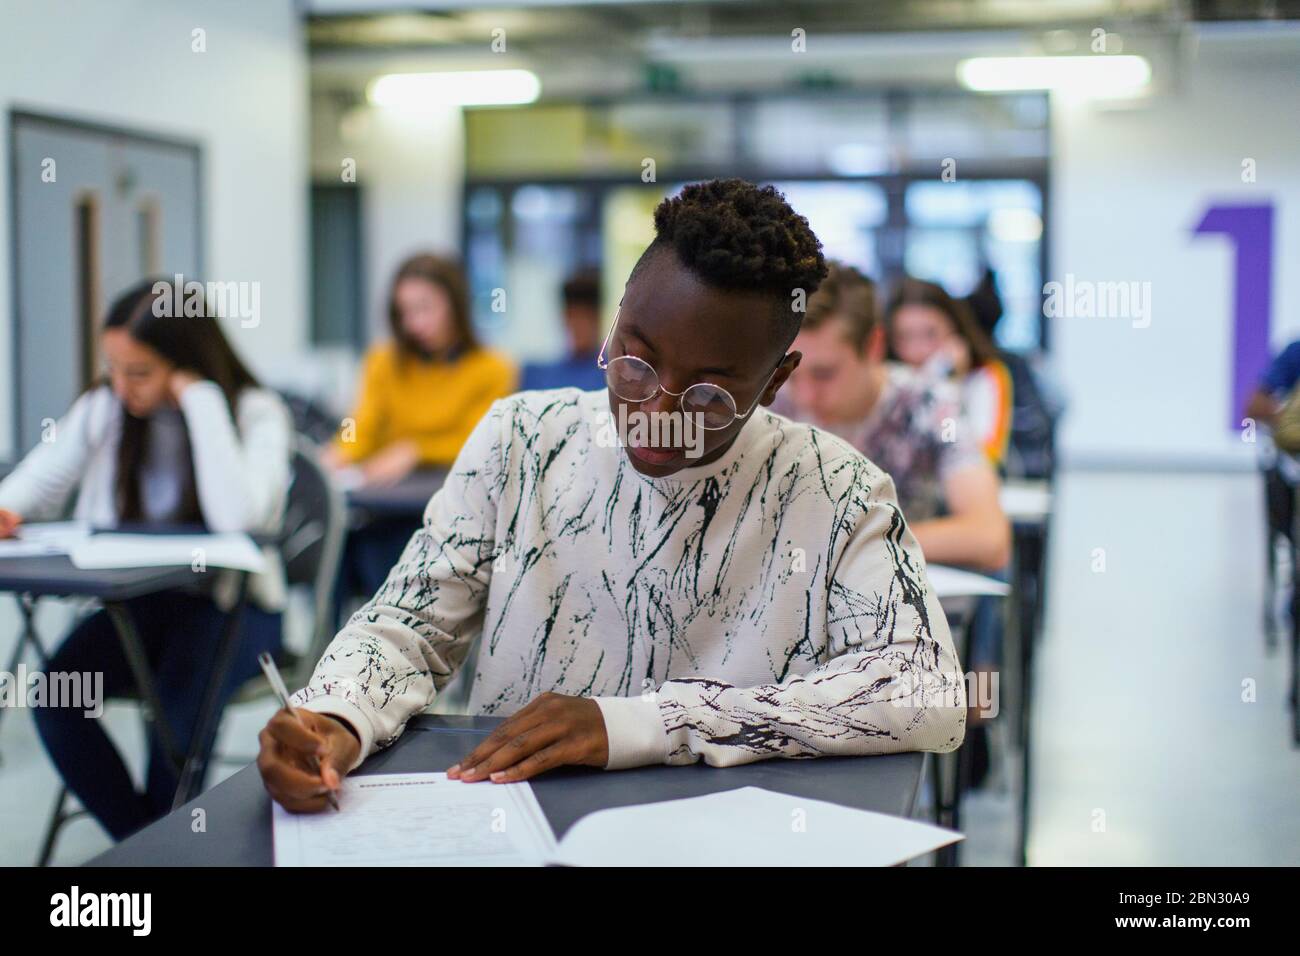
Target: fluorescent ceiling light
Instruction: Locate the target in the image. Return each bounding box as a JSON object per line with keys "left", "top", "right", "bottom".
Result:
{"left": 957, "top": 55, "right": 1151, "bottom": 96}
{"left": 368, "top": 69, "right": 541, "bottom": 108}
{"left": 826, "top": 143, "right": 892, "bottom": 177}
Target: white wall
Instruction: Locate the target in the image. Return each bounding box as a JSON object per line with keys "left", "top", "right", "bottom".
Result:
{"left": 311, "top": 96, "right": 464, "bottom": 343}
{"left": 1050, "top": 27, "right": 1300, "bottom": 469}
{"left": 0, "top": 0, "right": 307, "bottom": 459}
{"left": 301, "top": 94, "right": 464, "bottom": 413}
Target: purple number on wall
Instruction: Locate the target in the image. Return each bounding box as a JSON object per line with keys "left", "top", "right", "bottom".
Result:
{"left": 1192, "top": 203, "right": 1275, "bottom": 431}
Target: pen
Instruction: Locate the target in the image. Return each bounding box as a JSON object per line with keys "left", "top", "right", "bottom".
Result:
{"left": 258, "top": 651, "right": 340, "bottom": 811}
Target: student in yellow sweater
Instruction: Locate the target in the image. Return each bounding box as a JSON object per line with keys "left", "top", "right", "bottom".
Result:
{"left": 323, "top": 253, "right": 516, "bottom": 483}
{"left": 326, "top": 253, "right": 516, "bottom": 618}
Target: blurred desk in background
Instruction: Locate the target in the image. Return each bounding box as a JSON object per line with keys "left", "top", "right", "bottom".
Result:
{"left": 345, "top": 468, "right": 449, "bottom": 522}
{"left": 1000, "top": 480, "right": 1052, "bottom": 526}
{"left": 1000, "top": 478, "right": 1055, "bottom": 866}
{"left": 928, "top": 563, "right": 1008, "bottom": 865}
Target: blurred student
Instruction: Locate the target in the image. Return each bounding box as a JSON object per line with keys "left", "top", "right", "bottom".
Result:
{"left": 1244, "top": 338, "right": 1300, "bottom": 641}
{"left": 323, "top": 253, "right": 516, "bottom": 483}
{"left": 781, "top": 264, "right": 1008, "bottom": 784}
{"left": 521, "top": 268, "right": 607, "bottom": 392}
{"left": 0, "top": 278, "right": 291, "bottom": 841}
{"left": 964, "top": 268, "right": 1058, "bottom": 479}
{"left": 886, "top": 277, "right": 1014, "bottom": 469}
{"left": 257, "top": 179, "right": 965, "bottom": 812}
{"left": 780, "top": 262, "right": 1009, "bottom": 572}
{"left": 324, "top": 254, "right": 516, "bottom": 609}
{"left": 1245, "top": 339, "right": 1300, "bottom": 429}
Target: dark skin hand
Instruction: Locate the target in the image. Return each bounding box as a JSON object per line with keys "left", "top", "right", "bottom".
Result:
{"left": 1244, "top": 388, "right": 1280, "bottom": 427}
{"left": 448, "top": 693, "right": 609, "bottom": 782}
{"left": 257, "top": 709, "right": 360, "bottom": 812}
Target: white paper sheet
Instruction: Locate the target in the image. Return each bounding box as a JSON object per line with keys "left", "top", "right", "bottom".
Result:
{"left": 549, "top": 786, "right": 961, "bottom": 867}
{"left": 926, "top": 564, "right": 1010, "bottom": 598}
{"left": 68, "top": 532, "right": 266, "bottom": 572}
{"left": 0, "top": 520, "right": 91, "bottom": 558}
{"left": 333, "top": 465, "right": 366, "bottom": 492}
{"left": 272, "top": 772, "right": 558, "bottom": 867}
{"left": 1000, "top": 482, "right": 1052, "bottom": 521}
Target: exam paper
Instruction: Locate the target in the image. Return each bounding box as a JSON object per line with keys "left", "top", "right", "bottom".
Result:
{"left": 272, "top": 772, "right": 558, "bottom": 867}
{"left": 548, "top": 786, "right": 961, "bottom": 867}
{"left": 0, "top": 520, "right": 91, "bottom": 558}
{"left": 69, "top": 533, "right": 266, "bottom": 573}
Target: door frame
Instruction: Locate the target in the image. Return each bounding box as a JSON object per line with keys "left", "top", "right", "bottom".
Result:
{"left": 7, "top": 107, "right": 205, "bottom": 452}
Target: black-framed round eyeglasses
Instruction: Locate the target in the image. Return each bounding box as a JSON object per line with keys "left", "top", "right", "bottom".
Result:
{"left": 595, "top": 306, "right": 781, "bottom": 431}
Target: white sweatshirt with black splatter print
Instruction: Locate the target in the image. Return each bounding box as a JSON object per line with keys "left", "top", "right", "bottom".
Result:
{"left": 295, "top": 388, "right": 966, "bottom": 771}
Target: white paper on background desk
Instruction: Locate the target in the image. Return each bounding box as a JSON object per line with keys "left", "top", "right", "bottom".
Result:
{"left": 0, "top": 520, "right": 92, "bottom": 558}
{"left": 272, "top": 772, "right": 558, "bottom": 866}
{"left": 333, "top": 465, "right": 366, "bottom": 492}
{"left": 68, "top": 533, "right": 266, "bottom": 573}
{"left": 999, "top": 482, "right": 1052, "bottom": 521}
{"left": 549, "top": 786, "right": 961, "bottom": 867}
{"left": 926, "top": 564, "right": 1010, "bottom": 599}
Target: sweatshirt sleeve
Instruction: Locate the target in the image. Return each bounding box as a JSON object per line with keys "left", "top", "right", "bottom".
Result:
{"left": 0, "top": 389, "right": 103, "bottom": 521}
{"left": 292, "top": 399, "right": 507, "bottom": 769}
{"left": 595, "top": 470, "right": 967, "bottom": 770}
{"left": 179, "top": 382, "right": 292, "bottom": 533}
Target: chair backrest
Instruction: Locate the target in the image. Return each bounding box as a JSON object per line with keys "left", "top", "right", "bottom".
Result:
{"left": 279, "top": 435, "right": 347, "bottom": 678}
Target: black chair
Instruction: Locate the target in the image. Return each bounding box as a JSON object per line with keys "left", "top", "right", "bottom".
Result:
{"left": 1263, "top": 462, "right": 1294, "bottom": 651}
{"left": 1288, "top": 483, "right": 1300, "bottom": 745}
{"left": 212, "top": 436, "right": 347, "bottom": 750}
{"left": 35, "top": 436, "right": 345, "bottom": 865}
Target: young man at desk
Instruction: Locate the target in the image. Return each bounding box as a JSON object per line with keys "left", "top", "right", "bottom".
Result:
{"left": 259, "top": 179, "right": 966, "bottom": 811}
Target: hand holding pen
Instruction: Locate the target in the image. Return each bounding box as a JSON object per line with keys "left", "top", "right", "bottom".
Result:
{"left": 256, "top": 652, "right": 346, "bottom": 812}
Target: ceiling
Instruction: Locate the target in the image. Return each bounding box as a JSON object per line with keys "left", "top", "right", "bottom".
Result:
{"left": 304, "top": 0, "right": 1300, "bottom": 100}
{"left": 306, "top": 0, "right": 1300, "bottom": 51}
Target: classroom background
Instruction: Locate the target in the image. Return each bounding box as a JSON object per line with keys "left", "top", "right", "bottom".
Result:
{"left": 0, "top": 0, "right": 1297, "bottom": 866}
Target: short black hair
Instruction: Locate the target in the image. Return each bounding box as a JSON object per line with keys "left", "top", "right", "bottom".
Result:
{"left": 562, "top": 268, "right": 601, "bottom": 310}
{"left": 631, "top": 178, "right": 827, "bottom": 340}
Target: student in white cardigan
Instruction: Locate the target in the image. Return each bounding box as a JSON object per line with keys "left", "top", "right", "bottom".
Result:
{"left": 0, "top": 278, "right": 292, "bottom": 841}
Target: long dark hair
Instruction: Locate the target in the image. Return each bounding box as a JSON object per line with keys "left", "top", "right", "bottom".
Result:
{"left": 387, "top": 253, "right": 478, "bottom": 361}
{"left": 883, "top": 277, "right": 999, "bottom": 369}
{"left": 103, "top": 278, "right": 260, "bottom": 523}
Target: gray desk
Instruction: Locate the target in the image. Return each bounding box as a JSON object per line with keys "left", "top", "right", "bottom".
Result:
{"left": 91, "top": 714, "right": 926, "bottom": 866}
{"left": 346, "top": 469, "right": 448, "bottom": 520}
{"left": 0, "top": 556, "right": 200, "bottom": 747}
{"left": 0, "top": 554, "right": 198, "bottom": 602}
{"left": 0, "top": 548, "right": 255, "bottom": 865}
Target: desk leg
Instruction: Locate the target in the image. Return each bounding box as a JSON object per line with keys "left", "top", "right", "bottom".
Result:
{"left": 931, "top": 608, "right": 974, "bottom": 866}
{"left": 3, "top": 593, "right": 50, "bottom": 670}
{"left": 0, "top": 595, "right": 51, "bottom": 755}
{"left": 1007, "top": 529, "right": 1029, "bottom": 867}
{"left": 1014, "top": 521, "right": 1049, "bottom": 866}
{"left": 171, "top": 571, "right": 252, "bottom": 809}
{"left": 103, "top": 601, "right": 185, "bottom": 776}
{"left": 1291, "top": 488, "right": 1300, "bottom": 745}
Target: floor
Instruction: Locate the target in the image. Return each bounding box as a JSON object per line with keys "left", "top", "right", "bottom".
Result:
{"left": 1022, "top": 470, "right": 1299, "bottom": 865}
{"left": 1, "top": 468, "right": 1297, "bottom": 866}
